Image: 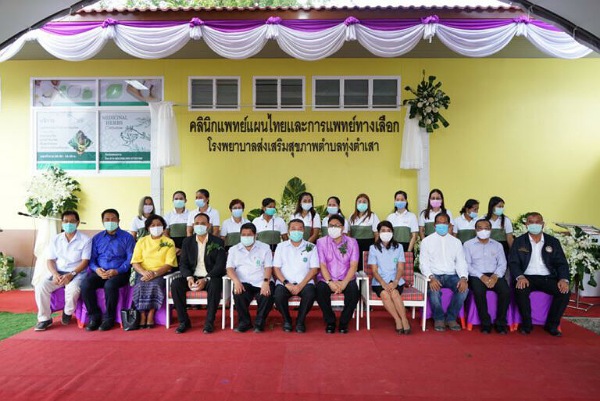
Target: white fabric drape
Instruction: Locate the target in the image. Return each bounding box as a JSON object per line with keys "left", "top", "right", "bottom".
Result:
{"left": 0, "top": 19, "right": 592, "bottom": 62}
{"left": 149, "top": 102, "right": 180, "bottom": 168}
{"left": 31, "top": 218, "right": 60, "bottom": 286}
{"left": 400, "top": 110, "right": 425, "bottom": 170}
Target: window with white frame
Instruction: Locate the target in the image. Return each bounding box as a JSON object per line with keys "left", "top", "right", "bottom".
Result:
{"left": 313, "top": 77, "right": 400, "bottom": 110}
{"left": 189, "top": 77, "right": 239, "bottom": 110}
{"left": 254, "top": 77, "right": 304, "bottom": 110}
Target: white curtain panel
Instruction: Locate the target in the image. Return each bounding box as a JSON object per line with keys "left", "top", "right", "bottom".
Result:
{"left": 400, "top": 110, "right": 424, "bottom": 170}
{"left": 149, "top": 102, "right": 180, "bottom": 168}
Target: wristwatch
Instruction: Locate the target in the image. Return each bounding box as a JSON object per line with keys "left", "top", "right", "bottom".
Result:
{"left": 283, "top": 279, "right": 289, "bottom": 285}
{"left": 70, "top": 271, "right": 77, "bottom": 277}
{"left": 263, "top": 278, "right": 269, "bottom": 282}
{"left": 204, "top": 276, "right": 211, "bottom": 282}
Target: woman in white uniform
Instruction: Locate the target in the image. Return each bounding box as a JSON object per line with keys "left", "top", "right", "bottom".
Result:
{"left": 186, "top": 188, "right": 221, "bottom": 237}
{"left": 130, "top": 196, "right": 155, "bottom": 240}
{"left": 220, "top": 198, "right": 249, "bottom": 250}
{"left": 349, "top": 193, "right": 380, "bottom": 271}
{"left": 252, "top": 197, "right": 288, "bottom": 252}
{"left": 164, "top": 190, "right": 190, "bottom": 254}
{"left": 386, "top": 190, "right": 418, "bottom": 253}
{"left": 484, "top": 196, "right": 514, "bottom": 256}
{"left": 419, "top": 188, "right": 453, "bottom": 239}
{"left": 453, "top": 198, "right": 479, "bottom": 244}
{"left": 321, "top": 196, "right": 350, "bottom": 237}
{"left": 291, "top": 192, "right": 321, "bottom": 243}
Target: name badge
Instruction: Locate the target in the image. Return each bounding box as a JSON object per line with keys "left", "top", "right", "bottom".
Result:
{"left": 545, "top": 246, "right": 553, "bottom": 253}
{"left": 303, "top": 257, "right": 308, "bottom": 262}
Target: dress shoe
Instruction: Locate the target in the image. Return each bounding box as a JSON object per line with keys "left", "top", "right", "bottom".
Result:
{"left": 519, "top": 326, "right": 532, "bottom": 335}
{"left": 34, "top": 320, "right": 53, "bottom": 331}
{"left": 61, "top": 313, "right": 72, "bottom": 326}
{"left": 434, "top": 320, "right": 446, "bottom": 332}
{"left": 295, "top": 324, "right": 306, "bottom": 333}
{"left": 403, "top": 325, "right": 412, "bottom": 335}
{"left": 338, "top": 326, "right": 349, "bottom": 334}
{"left": 233, "top": 324, "right": 251, "bottom": 333}
{"left": 447, "top": 321, "right": 461, "bottom": 331}
{"left": 203, "top": 323, "right": 215, "bottom": 334}
{"left": 544, "top": 327, "right": 562, "bottom": 337}
{"left": 325, "top": 324, "right": 336, "bottom": 334}
{"left": 283, "top": 321, "right": 293, "bottom": 332}
{"left": 86, "top": 320, "right": 101, "bottom": 331}
{"left": 495, "top": 325, "right": 508, "bottom": 335}
{"left": 481, "top": 326, "right": 492, "bottom": 334}
{"left": 175, "top": 321, "right": 191, "bottom": 334}
{"left": 98, "top": 320, "right": 114, "bottom": 331}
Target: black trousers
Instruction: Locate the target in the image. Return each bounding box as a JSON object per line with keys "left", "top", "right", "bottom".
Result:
{"left": 233, "top": 282, "right": 275, "bottom": 329}
{"left": 171, "top": 276, "right": 222, "bottom": 326}
{"left": 315, "top": 280, "right": 359, "bottom": 328}
{"left": 80, "top": 271, "right": 130, "bottom": 322}
{"left": 274, "top": 284, "right": 316, "bottom": 325}
{"left": 355, "top": 238, "right": 374, "bottom": 271}
{"left": 468, "top": 274, "right": 510, "bottom": 328}
{"left": 514, "top": 275, "right": 570, "bottom": 330}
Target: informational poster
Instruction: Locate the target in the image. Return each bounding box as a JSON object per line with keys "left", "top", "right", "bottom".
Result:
{"left": 99, "top": 111, "right": 151, "bottom": 170}
{"left": 36, "top": 110, "right": 97, "bottom": 170}
{"left": 99, "top": 79, "right": 163, "bottom": 106}
{"left": 33, "top": 79, "right": 96, "bottom": 107}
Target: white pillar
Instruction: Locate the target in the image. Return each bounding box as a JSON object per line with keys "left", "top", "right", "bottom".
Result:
{"left": 417, "top": 130, "right": 430, "bottom": 212}
{"left": 150, "top": 126, "right": 164, "bottom": 215}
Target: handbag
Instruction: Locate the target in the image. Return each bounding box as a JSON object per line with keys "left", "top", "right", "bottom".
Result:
{"left": 120, "top": 304, "right": 141, "bottom": 331}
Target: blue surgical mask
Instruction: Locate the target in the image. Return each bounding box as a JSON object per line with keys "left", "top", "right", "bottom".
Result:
{"left": 265, "top": 207, "right": 276, "bottom": 216}
{"left": 240, "top": 235, "right": 255, "bottom": 247}
{"left": 194, "top": 225, "right": 208, "bottom": 236}
{"left": 494, "top": 207, "right": 504, "bottom": 216}
{"left": 195, "top": 199, "right": 206, "bottom": 208}
{"left": 395, "top": 201, "right": 407, "bottom": 210}
{"left": 327, "top": 206, "right": 339, "bottom": 215}
{"left": 301, "top": 203, "right": 312, "bottom": 211}
{"left": 527, "top": 224, "right": 543, "bottom": 235}
{"left": 104, "top": 221, "right": 118, "bottom": 232}
{"left": 435, "top": 224, "right": 449, "bottom": 236}
{"left": 357, "top": 203, "right": 368, "bottom": 213}
{"left": 232, "top": 209, "right": 243, "bottom": 218}
{"left": 289, "top": 230, "right": 304, "bottom": 242}
{"left": 62, "top": 223, "right": 77, "bottom": 234}
{"left": 469, "top": 212, "right": 478, "bottom": 219}
{"left": 173, "top": 199, "right": 185, "bottom": 209}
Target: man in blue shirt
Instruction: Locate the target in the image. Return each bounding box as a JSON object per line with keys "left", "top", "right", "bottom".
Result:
{"left": 81, "top": 209, "right": 135, "bottom": 331}
{"left": 464, "top": 219, "right": 510, "bottom": 334}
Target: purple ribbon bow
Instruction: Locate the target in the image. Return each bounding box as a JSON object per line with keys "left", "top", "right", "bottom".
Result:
{"left": 513, "top": 15, "right": 531, "bottom": 24}
{"left": 266, "top": 16, "right": 282, "bottom": 25}
{"left": 101, "top": 18, "right": 117, "bottom": 29}
{"left": 189, "top": 17, "right": 204, "bottom": 27}
{"left": 344, "top": 16, "right": 360, "bottom": 26}
{"left": 421, "top": 15, "right": 439, "bottom": 24}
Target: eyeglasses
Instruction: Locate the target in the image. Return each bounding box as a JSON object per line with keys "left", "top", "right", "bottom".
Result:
{"left": 328, "top": 224, "right": 343, "bottom": 228}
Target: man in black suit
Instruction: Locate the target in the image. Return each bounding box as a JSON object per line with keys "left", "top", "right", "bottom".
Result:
{"left": 508, "top": 212, "right": 570, "bottom": 336}
{"left": 171, "top": 212, "right": 226, "bottom": 334}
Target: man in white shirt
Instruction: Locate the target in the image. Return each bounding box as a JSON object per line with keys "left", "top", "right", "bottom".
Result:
{"left": 419, "top": 213, "right": 469, "bottom": 332}
{"left": 508, "top": 212, "right": 570, "bottom": 336}
{"left": 227, "top": 222, "right": 274, "bottom": 333}
{"left": 34, "top": 211, "right": 91, "bottom": 331}
{"left": 273, "top": 219, "right": 320, "bottom": 333}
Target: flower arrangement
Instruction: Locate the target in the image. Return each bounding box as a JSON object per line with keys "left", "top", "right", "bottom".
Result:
{"left": 338, "top": 241, "right": 348, "bottom": 256}
{"left": 25, "top": 166, "right": 80, "bottom": 217}
{"left": 159, "top": 241, "right": 174, "bottom": 249}
{"left": 304, "top": 244, "right": 315, "bottom": 253}
{"left": 0, "top": 252, "right": 23, "bottom": 292}
{"left": 403, "top": 71, "right": 450, "bottom": 133}
{"left": 513, "top": 213, "right": 599, "bottom": 290}
{"left": 206, "top": 242, "right": 223, "bottom": 254}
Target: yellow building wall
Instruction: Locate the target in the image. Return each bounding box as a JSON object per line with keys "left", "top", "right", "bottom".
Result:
{"left": 0, "top": 57, "right": 599, "bottom": 235}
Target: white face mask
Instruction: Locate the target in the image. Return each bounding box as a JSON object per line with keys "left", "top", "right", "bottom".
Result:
{"left": 149, "top": 226, "right": 163, "bottom": 237}
{"left": 143, "top": 205, "right": 154, "bottom": 214}
{"left": 476, "top": 229, "right": 491, "bottom": 240}
{"left": 328, "top": 227, "right": 342, "bottom": 239}
{"left": 380, "top": 232, "right": 393, "bottom": 243}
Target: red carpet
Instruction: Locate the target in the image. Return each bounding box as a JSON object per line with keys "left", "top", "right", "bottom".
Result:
{"left": 0, "top": 302, "right": 599, "bottom": 400}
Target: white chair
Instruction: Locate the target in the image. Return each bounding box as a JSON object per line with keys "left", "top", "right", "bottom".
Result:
{"left": 163, "top": 272, "right": 231, "bottom": 329}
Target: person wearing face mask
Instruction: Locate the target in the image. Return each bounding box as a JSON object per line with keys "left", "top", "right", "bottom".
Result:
{"left": 130, "top": 196, "right": 155, "bottom": 240}
{"left": 508, "top": 212, "right": 570, "bottom": 337}
{"left": 386, "top": 190, "right": 418, "bottom": 253}
{"left": 172, "top": 213, "right": 226, "bottom": 334}
{"left": 349, "top": 193, "right": 380, "bottom": 271}
{"left": 453, "top": 199, "right": 480, "bottom": 244}
{"left": 164, "top": 190, "right": 190, "bottom": 256}
{"left": 186, "top": 189, "right": 221, "bottom": 237}
{"left": 484, "top": 196, "right": 514, "bottom": 256}
{"left": 252, "top": 197, "right": 289, "bottom": 252}
{"left": 273, "top": 219, "right": 320, "bottom": 333}
{"left": 463, "top": 219, "right": 510, "bottom": 334}
{"left": 131, "top": 215, "right": 177, "bottom": 328}
{"left": 419, "top": 213, "right": 469, "bottom": 332}
{"left": 367, "top": 221, "right": 410, "bottom": 334}
{"left": 321, "top": 196, "right": 350, "bottom": 237}
{"left": 34, "top": 211, "right": 91, "bottom": 331}
{"left": 226, "top": 223, "right": 274, "bottom": 333}
{"left": 291, "top": 192, "right": 321, "bottom": 243}
{"left": 315, "top": 214, "right": 360, "bottom": 334}
{"left": 419, "top": 188, "right": 453, "bottom": 239}
{"left": 81, "top": 209, "right": 135, "bottom": 331}
{"left": 220, "top": 199, "right": 250, "bottom": 250}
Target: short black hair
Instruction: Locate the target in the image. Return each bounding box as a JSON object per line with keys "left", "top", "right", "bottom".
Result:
{"left": 329, "top": 214, "right": 345, "bottom": 226}
{"left": 145, "top": 215, "right": 167, "bottom": 231}
{"left": 289, "top": 218, "right": 305, "bottom": 229}
{"left": 434, "top": 213, "right": 450, "bottom": 224}
{"left": 61, "top": 210, "right": 80, "bottom": 222}
{"left": 240, "top": 222, "right": 257, "bottom": 234}
{"left": 475, "top": 219, "right": 491, "bottom": 230}
{"left": 196, "top": 189, "right": 210, "bottom": 199}
{"left": 194, "top": 212, "right": 210, "bottom": 223}
{"left": 173, "top": 190, "right": 186, "bottom": 199}
{"left": 101, "top": 208, "right": 120, "bottom": 219}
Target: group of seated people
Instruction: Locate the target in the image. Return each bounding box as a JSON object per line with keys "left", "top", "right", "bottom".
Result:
{"left": 33, "top": 188, "right": 571, "bottom": 337}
